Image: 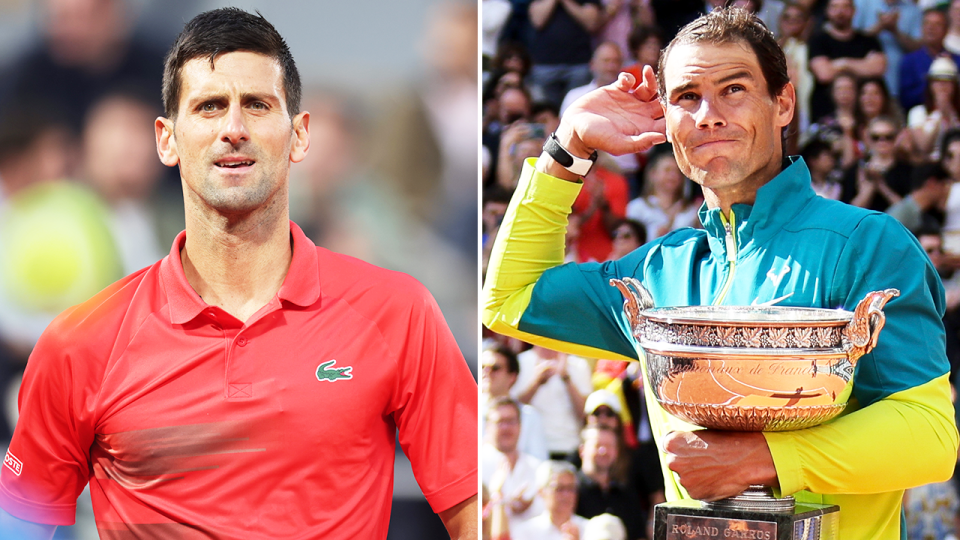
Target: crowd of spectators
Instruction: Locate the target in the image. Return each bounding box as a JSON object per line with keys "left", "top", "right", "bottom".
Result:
{"left": 482, "top": 0, "right": 960, "bottom": 538}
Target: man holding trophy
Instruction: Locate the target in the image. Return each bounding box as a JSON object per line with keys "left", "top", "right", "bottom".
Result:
{"left": 483, "top": 6, "right": 958, "bottom": 540}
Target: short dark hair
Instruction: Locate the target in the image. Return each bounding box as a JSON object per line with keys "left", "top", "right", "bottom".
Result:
{"left": 628, "top": 24, "right": 665, "bottom": 58}
{"left": 856, "top": 77, "right": 901, "bottom": 129}
{"left": 530, "top": 101, "right": 560, "bottom": 120}
{"left": 941, "top": 127, "right": 960, "bottom": 159}
{"left": 658, "top": 7, "right": 789, "bottom": 101}
{"left": 487, "top": 396, "right": 522, "bottom": 422}
{"left": 161, "top": 8, "right": 301, "bottom": 119}
{"left": 484, "top": 342, "right": 520, "bottom": 375}
{"left": 922, "top": 6, "right": 947, "bottom": 21}
{"left": 492, "top": 41, "right": 532, "bottom": 77}
{"left": 799, "top": 138, "right": 833, "bottom": 163}
{"left": 614, "top": 218, "right": 647, "bottom": 245}
{"left": 483, "top": 184, "right": 514, "bottom": 207}
{"left": 911, "top": 161, "right": 950, "bottom": 191}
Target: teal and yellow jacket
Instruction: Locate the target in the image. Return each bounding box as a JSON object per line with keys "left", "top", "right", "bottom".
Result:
{"left": 483, "top": 156, "right": 959, "bottom": 540}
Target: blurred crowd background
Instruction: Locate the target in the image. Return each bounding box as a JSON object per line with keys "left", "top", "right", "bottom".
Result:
{"left": 481, "top": 0, "right": 960, "bottom": 539}
{"left": 0, "top": 0, "right": 478, "bottom": 538}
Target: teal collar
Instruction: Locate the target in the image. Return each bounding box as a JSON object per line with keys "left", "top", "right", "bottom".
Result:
{"left": 698, "top": 156, "right": 816, "bottom": 259}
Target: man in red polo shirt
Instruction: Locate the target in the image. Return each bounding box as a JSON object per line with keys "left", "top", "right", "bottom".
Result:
{"left": 0, "top": 8, "right": 478, "bottom": 539}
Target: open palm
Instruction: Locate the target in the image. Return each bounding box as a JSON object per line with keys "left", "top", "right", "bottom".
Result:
{"left": 560, "top": 65, "right": 667, "bottom": 157}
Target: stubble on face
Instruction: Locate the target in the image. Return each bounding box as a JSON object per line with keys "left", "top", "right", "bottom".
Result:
{"left": 171, "top": 52, "right": 296, "bottom": 224}
{"left": 188, "top": 145, "right": 279, "bottom": 214}
{"left": 662, "top": 41, "right": 792, "bottom": 211}
{"left": 827, "top": 0, "right": 854, "bottom": 31}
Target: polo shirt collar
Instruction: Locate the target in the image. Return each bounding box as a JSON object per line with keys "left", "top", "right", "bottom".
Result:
{"left": 279, "top": 221, "right": 321, "bottom": 308}
{"left": 160, "top": 221, "right": 321, "bottom": 325}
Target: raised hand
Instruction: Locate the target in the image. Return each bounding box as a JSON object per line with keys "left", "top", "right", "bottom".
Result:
{"left": 533, "top": 359, "right": 558, "bottom": 385}
{"left": 560, "top": 519, "right": 581, "bottom": 540}
{"left": 556, "top": 64, "right": 667, "bottom": 159}
{"left": 488, "top": 459, "right": 511, "bottom": 497}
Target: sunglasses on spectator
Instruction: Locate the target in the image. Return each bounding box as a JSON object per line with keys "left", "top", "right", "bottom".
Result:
{"left": 869, "top": 132, "right": 896, "bottom": 142}
{"left": 591, "top": 407, "right": 618, "bottom": 418}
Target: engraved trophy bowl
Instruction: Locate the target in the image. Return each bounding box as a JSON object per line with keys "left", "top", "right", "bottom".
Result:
{"left": 609, "top": 277, "right": 899, "bottom": 432}
{"left": 609, "top": 277, "right": 899, "bottom": 538}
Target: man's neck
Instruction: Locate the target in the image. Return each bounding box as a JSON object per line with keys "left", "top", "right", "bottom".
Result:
{"left": 585, "top": 467, "right": 610, "bottom": 490}
{"left": 180, "top": 197, "right": 293, "bottom": 323}
{"left": 826, "top": 23, "right": 855, "bottom": 40}
{"left": 871, "top": 154, "right": 895, "bottom": 168}
{"left": 702, "top": 158, "right": 783, "bottom": 216}
{"left": 550, "top": 511, "right": 573, "bottom": 529}
{"left": 485, "top": 389, "right": 510, "bottom": 401}
{"left": 501, "top": 448, "right": 519, "bottom": 467}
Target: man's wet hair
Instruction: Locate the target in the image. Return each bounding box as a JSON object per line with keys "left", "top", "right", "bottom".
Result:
{"left": 657, "top": 7, "right": 789, "bottom": 101}
{"left": 161, "top": 7, "right": 301, "bottom": 119}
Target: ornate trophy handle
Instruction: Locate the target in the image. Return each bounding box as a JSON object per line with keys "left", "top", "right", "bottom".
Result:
{"left": 843, "top": 288, "right": 900, "bottom": 363}
{"left": 609, "top": 277, "right": 655, "bottom": 331}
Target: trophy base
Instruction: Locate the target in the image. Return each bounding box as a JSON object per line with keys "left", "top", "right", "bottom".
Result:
{"left": 654, "top": 498, "right": 839, "bottom": 540}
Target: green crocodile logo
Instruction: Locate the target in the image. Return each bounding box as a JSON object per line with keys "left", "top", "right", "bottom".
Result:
{"left": 316, "top": 360, "right": 353, "bottom": 382}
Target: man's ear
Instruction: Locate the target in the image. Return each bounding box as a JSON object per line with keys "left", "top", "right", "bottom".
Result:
{"left": 775, "top": 82, "right": 797, "bottom": 129}
{"left": 156, "top": 117, "right": 179, "bottom": 167}
{"left": 290, "top": 111, "right": 310, "bottom": 163}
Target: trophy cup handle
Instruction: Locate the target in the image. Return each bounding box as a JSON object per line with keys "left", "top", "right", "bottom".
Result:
{"left": 843, "top": 288, "right": 899, "bottom": 364}
{"left": 609, "top": 277, "right": 655, "bottom": 332}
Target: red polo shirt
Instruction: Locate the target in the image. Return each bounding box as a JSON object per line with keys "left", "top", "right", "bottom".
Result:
{"left": 0, "top": 222, "right": 478, "bottom": 539}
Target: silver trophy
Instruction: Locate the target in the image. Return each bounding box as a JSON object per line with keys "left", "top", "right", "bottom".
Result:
{"left": 610, "top": 277, "right": 898, "bottom": 540}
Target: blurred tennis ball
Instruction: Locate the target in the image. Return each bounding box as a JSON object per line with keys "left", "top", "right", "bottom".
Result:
{"left": 0, "top": 181, "right": 122, "bottom": 313}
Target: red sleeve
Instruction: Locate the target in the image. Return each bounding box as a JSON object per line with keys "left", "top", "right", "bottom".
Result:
{"left": 0, "top": 311, "right": 101, "bottom": 525}
{"left": 389, "top": 279, "right": 478, "bottom": 514}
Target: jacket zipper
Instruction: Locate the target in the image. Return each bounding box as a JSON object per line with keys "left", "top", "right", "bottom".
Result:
{"left": 713, "top": 210, "right": 738, "bottom": 305}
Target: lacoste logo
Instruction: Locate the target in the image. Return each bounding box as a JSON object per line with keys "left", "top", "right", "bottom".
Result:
{"left": 316, "top": 360, "right": 353, "bottom": 382}
{"left": 4, "top": 450, "right": 22, "bottom": 476}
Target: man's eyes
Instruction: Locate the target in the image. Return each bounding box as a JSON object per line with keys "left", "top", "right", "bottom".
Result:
{"left": 197, "top": 101, "right": 269, "bottom": 112}
{"left": 677, "top": 84, "right": 747, "bottom": 102}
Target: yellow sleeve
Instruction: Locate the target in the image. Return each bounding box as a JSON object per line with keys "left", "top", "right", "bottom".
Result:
{"left": 481, "top": 158, "right": 635, "bottom": 361}
{"left": 764, "top": 373, "right": 959, "bottom": 496}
